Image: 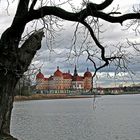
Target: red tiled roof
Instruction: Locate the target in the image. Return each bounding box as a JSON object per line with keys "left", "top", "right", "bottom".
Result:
{"left": 63, "top": 73, "right": 72, "bottom": 79}
{"left": 72, "top": 76, "right": 83, "bottom": 81}
{"left": 84, "top": 68, "right": 92, "bottom": 77}
{"left": 84, "top": 71, "right": 92, "bottom": 77}
{"left": 36, "top": 72, "right": 44, "bottom": 79}
{"left": 54, "top": 66, "right": 63, "bottom": 77}
{"left": 48, "top": 76, "right": 53, "bottom": 80}
{"left": 44, "top": 78, "right": 48, "bottom": 81}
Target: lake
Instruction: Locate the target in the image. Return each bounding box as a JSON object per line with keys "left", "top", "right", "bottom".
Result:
{"left": 11, "top": 95, "right": 140, "bottom": 140}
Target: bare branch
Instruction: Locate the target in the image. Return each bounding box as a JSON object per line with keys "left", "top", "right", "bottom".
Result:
{"left": 81, "top": 21, "right": 109, "bottom": 64}
{"left": 87, "top": 0, "right": 114, "bottom": 11}
{"left": 29, "top": 0, "right": 37, "bottom": 11}
{"left": 25, "top": 4, "right": 140, "bottom": 28}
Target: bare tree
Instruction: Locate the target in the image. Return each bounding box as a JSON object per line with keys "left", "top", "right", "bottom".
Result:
{"left": 0, "top": 0, "right": 140, "bottom": 139}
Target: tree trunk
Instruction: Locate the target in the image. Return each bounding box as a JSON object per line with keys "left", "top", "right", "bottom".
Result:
{"left": 0, "top": 30, "right": 44, "bottom": 139}
{"left": 0, "top": 71, "right": 19, "bottom": 137}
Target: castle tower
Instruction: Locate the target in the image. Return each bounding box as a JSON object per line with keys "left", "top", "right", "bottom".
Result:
{"left": 84, "top": 68, "right": 92, "bottom": 90}
{"left": 36, "top": 69, "right": 45, "bottom": 90}
{"left": 73, "top": 65, "right": 78, "bottom": 76}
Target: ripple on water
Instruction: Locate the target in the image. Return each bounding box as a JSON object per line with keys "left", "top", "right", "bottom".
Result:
{"left": 11, "top": 95, "right": 140, "bottom": 140}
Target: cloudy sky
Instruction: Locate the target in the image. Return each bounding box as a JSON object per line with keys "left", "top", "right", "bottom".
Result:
{"left": 0, "top": 0, "right": 140, "bottom": 87}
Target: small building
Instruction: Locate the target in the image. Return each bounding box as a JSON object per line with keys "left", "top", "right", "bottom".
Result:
{"left": 96, "top": 87, "right": 124, "bottom": 95}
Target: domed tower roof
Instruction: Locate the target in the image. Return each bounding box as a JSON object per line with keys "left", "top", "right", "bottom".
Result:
{"left": 36, "top": 69, "right": 44, "bottom": 79}
{"left": 84, "top": 68, "right": 92, "bottom": 77}
{"left": 63, "top": 72, "right": 72, "bottom": 79}
{"left": 54, "top": 66, "right": 63, "bottom": 77}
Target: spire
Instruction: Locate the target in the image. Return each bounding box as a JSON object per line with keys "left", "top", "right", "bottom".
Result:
{"left": 39, "top": 69, "right": 41, "bottom": 73}
{"left": 73, "top": 65, "right": 78, "bottom": 76}
{"left": 87, "top": 67, "right": 89, "bottom": 72}
{"left": 68, "top": 70, "right": 70, "bottom": 74}
{"left": 57, "top": 66, "right": 59, "bottom": 70}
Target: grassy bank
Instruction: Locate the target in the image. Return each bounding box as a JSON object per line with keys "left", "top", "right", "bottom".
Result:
{"left": 14, "top": 94, "right": 93, "bottom": 101}
{"left": 14, "top": 94, "right": 67, "bottom": 101}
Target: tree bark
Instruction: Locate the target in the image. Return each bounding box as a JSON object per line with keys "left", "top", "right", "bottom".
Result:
{"left": 0, "top": 30, "right": 44, "bottom": 137}
{"left": 0, "top": 72, "right": 18, "bottom": 135}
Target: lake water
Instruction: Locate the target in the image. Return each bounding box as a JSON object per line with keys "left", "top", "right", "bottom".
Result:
{"left": 11, "top": 95, "right": 140, "bottom": 140}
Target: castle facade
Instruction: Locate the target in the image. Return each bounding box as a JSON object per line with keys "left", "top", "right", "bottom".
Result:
{"left": 36, "top": 66, "right": 92, "bottom": 93}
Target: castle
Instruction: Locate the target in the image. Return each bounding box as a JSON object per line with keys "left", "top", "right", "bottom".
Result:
{"left": 36, "top": 66, "right": 92, "bottom": 94}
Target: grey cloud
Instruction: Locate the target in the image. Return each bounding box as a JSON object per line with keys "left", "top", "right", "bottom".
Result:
{"left": 1, "top": 0, "right": 139, "bottom": 87}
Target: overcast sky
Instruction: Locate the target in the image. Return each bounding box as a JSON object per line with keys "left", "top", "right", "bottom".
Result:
{"left": 0, "top": 0, "right": 140, "bottom": 87}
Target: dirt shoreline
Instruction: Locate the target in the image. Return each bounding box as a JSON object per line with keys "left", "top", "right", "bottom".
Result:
{"left": 14, "top": 94, "right": 94, "bottom": 101}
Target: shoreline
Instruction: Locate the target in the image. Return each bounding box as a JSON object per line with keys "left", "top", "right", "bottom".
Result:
{"left": 14, "top": 94, "right": 95, "bottom": 101}
{"left": 14, "top": 93, "right": 140, "bottom": 102}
